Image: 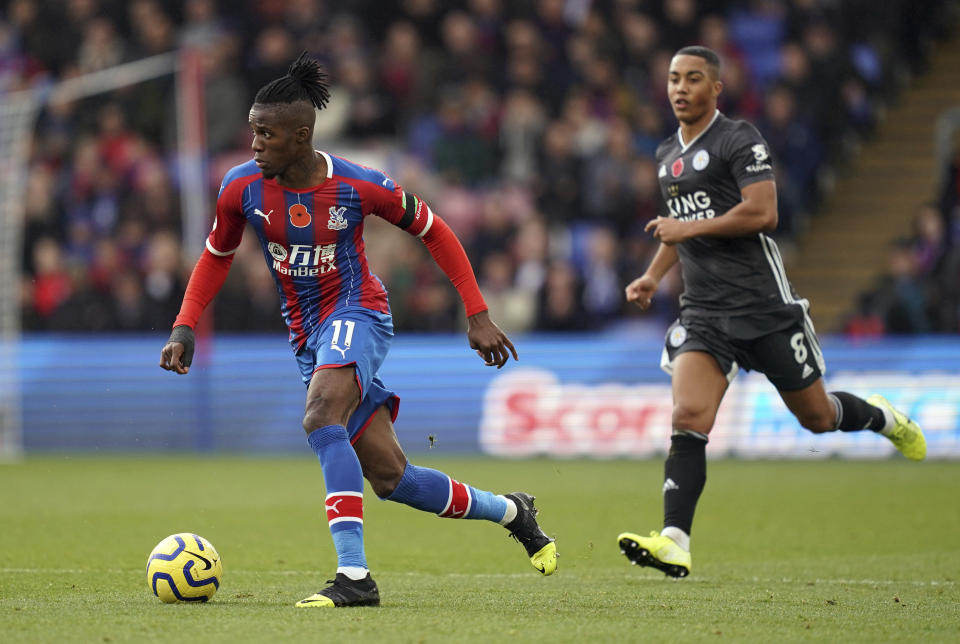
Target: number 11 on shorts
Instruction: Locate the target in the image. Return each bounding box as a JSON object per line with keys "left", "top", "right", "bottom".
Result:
{"left": 331, "top": 319, "right": 355, "bottom": 357}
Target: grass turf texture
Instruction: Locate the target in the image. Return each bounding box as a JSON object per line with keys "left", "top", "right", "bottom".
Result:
{"left": 1, "top": 457, "right": 957, "bottom": 643}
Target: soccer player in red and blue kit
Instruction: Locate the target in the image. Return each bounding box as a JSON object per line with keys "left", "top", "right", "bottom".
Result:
{"left": 159, "top": 53, "right": 557, "bottom": 607}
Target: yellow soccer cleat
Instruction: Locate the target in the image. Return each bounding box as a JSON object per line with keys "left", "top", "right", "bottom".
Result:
{"left": 295, "top": 573, "right": 380, "bottom": 608}
{"left": 530, "top": 541, "right": 558, "bottom": 576}
{"left": 504, "top": 492, "right": 558, "bottom": 575}
{"left": 867, "top": 394, "right": 927, "bottom": 461}
{"left": 295, "top": 592, "right": 335, "bottom": 608}
{"left": 618, "top": 531, "right": 691, "bottom": 578}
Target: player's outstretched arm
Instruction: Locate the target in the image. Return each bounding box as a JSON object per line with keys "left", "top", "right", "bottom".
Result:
{"left": 412, "top": 212, "right": 518, "bottom": 368}
{"left": 626, "top": 243, "right": 678, "bottom": 310}
{"left": 159, "top": 325, "right": 194, "bottom": 374}
{"left": 158, "top": 249, "right": 234, "bottom": 375}
{"left": 379, "top": 187, "right": 519, "bottom": 366}
{"left": 646, "top": 180, "right": 777, "bottom": 244}
{"left": 625, "top": 276, "right": 659, "bottom": 311}
{"left": 467, "top": 310, "right": 519, "bottom": 369}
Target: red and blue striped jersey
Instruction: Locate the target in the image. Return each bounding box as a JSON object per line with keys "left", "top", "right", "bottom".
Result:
{"left": 208, "top": 151, "right": 435, "bottom": 348}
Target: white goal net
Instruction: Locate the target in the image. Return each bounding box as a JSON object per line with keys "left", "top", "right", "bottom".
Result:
{"left": 0, "top": 52, "right": 191, "bottom": 460}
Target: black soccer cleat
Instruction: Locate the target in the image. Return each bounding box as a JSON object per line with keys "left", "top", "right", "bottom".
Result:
{"left": 504, "top": 492, "right": 558, "bottom": 575}
{"left": 295, "top": 572, "right": 381, "bottom": 607}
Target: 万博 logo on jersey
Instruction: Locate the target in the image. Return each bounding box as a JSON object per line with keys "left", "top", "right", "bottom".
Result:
{"left": 692, "top": 149, "right": 709, "bottom": 171}
{"left": 327, "top": 206, "right": 348, "bottom": 231}
{"left": 268, "top": 242, "right": 287, "bottom": 262}
{"left": 289, "top": 203, "right": 311, "bottom": 228}
{"left": 269, "top": 242, "right": 337, "bottom": 276}
{"left": 671, "top": 157, "right": 684, "bottom": 178}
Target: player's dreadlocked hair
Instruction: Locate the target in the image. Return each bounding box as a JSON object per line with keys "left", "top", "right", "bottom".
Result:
{"left": 254, "top": 51, "right": 331, "bottom": 110}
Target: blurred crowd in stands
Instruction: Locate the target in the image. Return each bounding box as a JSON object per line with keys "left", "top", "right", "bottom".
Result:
{"left": 3, "top": 0, "right": 956, "bottom": 334}
{"left": 846, "top": 148, "right": 960, "bottom": 335}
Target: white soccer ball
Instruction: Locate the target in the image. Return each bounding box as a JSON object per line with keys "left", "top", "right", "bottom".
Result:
{"left": 146, "top": 533, "right": 223, "bottom": 603}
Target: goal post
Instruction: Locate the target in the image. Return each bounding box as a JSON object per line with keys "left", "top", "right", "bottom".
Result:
{"left": 0, "top": 51, "right": 201, "bottom": 460}
{"left": 0, "top": 91, "right": 39, "bottom": 462}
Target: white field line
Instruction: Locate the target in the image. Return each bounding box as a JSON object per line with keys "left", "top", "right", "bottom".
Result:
{"left": 0, "top": 568, "right": 955, "bottom": 587}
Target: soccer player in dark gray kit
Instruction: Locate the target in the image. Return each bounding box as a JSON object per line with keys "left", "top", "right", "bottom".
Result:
{"left": 617, "top": 46, "right": 926, "bottom": 578}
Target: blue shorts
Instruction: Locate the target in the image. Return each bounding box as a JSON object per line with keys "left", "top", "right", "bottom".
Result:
{"left": 295, "top": 308, "right": 400, "bottom": 443}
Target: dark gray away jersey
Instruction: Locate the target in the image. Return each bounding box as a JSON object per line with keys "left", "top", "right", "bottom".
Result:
{"left": 656, "top": 110, "right": 797, "bottom": 316}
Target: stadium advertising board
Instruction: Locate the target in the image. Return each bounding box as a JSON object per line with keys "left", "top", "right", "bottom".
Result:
{"left": 15, "top": 334, "right": 960, "bottom": 458}
{"left": 479, "top": 368, "right": 960, "bottom": 458}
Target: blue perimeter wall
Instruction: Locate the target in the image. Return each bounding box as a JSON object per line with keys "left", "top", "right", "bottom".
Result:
{"left": 12, "top": 333, "right": 960, "bottom": 458}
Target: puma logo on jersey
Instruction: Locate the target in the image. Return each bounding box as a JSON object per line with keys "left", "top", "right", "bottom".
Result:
{"left": 325, "top": 498, "right": 343, "bottom": 515}
{"left": 254, "top": 208, "right": 273, "bottom": 224}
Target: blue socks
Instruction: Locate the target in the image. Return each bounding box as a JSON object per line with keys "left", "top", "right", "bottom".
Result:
{"left": 385, "top": 462, "right": 508, "bottom": 523}
{"left": 307, "top": 425, "right": 367, "bottom": 573}
{"left": 308, "top": 426, "right": 511, "bottom": 576}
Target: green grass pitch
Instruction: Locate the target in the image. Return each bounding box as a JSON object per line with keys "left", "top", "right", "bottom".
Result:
{"left": 1, "top": 456, "right": 957, "bottom": 642}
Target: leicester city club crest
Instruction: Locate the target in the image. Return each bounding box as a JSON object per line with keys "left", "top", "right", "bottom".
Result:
{"left": 692, "top": 149, "right": 709, "bottom": 171}
{"left": 669, "top": 324, "right": 688, "bottom": 348}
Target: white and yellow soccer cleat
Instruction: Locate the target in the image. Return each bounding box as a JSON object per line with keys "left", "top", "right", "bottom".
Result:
{"left": 867, "top": 394, "right": 927, "bottom": 461}
{"left": 618, "top": 531, "right": 691, "bottom": 578}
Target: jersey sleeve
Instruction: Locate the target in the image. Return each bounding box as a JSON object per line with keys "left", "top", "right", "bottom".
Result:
{"left": 724, "top": 121, "right": 776, "bottom": 189}
{"left": 172, "top": 249, "right": 234, "bottom": 329}
{"left": 206, "top": 176, "right": 247, "bottom": 256}
{"left": 360, "top": 173, "right": 435, "bottom": 239}
{"left": 173, "top": 172, "right": 250, "bottom": 329}
{"left": 359, "top": 175, "right": 486, "bottom": 316}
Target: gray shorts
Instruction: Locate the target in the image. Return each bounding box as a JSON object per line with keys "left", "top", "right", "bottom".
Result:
{"left": 660, "top": 300, "right": 826, "bottom": 391}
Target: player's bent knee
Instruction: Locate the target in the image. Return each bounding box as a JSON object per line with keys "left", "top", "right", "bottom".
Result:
{"left": 366, "top": 462, "right": 405, "bottom": 498}
{"left": 798, "top": 411, "right": 835, "bottom": 434}
{"left": 301, "top": 414, "right": 349, "bottom": 434}
{"left": 672, "top": 405, "right": 716, "bottom": 434}
{"left": 301, "top": 408, "right": 327, "bottom": 434}
{"left": 301, "top": 397, "right": 354, "bottom": 433}
{"left": 369, "top": 476, "right": 400, "bottom": 499}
